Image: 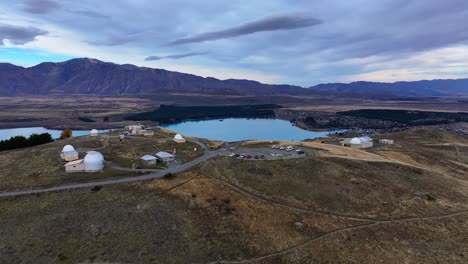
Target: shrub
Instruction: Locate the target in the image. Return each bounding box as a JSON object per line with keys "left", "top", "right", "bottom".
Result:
{"left": 60, "top": 128, "right": 73, "bottom": 139}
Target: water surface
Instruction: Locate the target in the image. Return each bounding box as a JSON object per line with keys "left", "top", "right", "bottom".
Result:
{"left": 0, "top": 127, "right": 110, "bottom": 141}
{"left": 161, "top": 118, "right": 342, "bottom": 141}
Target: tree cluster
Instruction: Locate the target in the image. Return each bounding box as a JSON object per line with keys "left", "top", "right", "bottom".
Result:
{"left": 0, "top": 133, "right": 53, "bottom": 152}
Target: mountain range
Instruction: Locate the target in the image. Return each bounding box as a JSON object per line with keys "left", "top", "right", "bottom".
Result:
{"left": 0, "top": 58, "right": 466, "bottom": 98}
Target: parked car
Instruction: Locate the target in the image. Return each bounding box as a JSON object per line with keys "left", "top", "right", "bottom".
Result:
{"left": 286, "top": 146, "right": 294, "bottom": 151}
{"left": 260, "top": 155, "right": 265, "bottom": 159}
{"left": 234, "top": 154, "right": 240, "bottom": 158}
{"left": 254, "top": 155, "right": 259, "bottom": 159}
{"left": 229, "top": 153, "right": 236, "bottom": 157}
{"left": 245, "top": 155, "right": 252, "bottom": 159}
{"left": 297, "top": 150, "right": 305, "bottom": 155}
{"left": 279, "top": 146, "right": 286, "bottom": 150}
{"left": 271, "top": 145, "right": 278, "bottom": 149}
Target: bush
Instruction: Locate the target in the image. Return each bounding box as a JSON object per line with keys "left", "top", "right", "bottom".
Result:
{"left": 60, "top": 128, "right": 73, "bottom": 139}
{"left": 164, "top": 173, "right": 175, "bottom": 179}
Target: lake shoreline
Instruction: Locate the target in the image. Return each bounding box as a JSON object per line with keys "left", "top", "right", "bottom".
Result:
{"left": 161, "top": 118, "right": 344, "bottom": 142}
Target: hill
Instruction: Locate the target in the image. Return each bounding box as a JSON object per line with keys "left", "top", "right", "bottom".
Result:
{"left": 0, "top": 128, "right": 467, "bottom": 263}
{"left": 0, "top": 58, "right": 308, "bottom": 96}
{"left": 311, "top": 79, "right": 468, "bottom": 97}
{"left": 0, "top": 58, "right": 467, "bottom": 98}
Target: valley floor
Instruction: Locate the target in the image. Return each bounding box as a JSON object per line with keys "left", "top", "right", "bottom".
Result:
{"left": 1, "top": 95, "right": 467, "bottom": 130}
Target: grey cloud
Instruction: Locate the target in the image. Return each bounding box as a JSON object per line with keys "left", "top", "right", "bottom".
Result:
{"left": 0, "top": 23, "right": 48, "bottom": 45}
{"left": 92, "top": 31, "right": 151, "bottom": 46}
{"left": 19, "top": 0, "right": 60, "bottom": 14}
{"left": 70, "top": 9, "right": 110, "bottom": 20}
{"left": 167, "top": 14, "right": 322, "bottom": 46}
{"left": 145, "top": 52, "right": 208, "bottom": 61}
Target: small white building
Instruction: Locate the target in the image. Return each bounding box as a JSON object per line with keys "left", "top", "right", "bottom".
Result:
{"left": 126, "top": 124, "right": 143, "bottom": 131}
{"left": 141, "top": 154, "right": 157, "bottom": 165}
{"left": 155, "top": 151, "right": 175, "bottom": 163}
{"left": 64, "top": 159, "right": 86, "bottom": 173}
{"left": 126, "top": 125, "right": 144, "bottom": 135}
{"left": 138, "top": 129, "right": 154, "bottom": 137}
{"left": 90, "top": 129, "right": 99, "bottom": 137}
{"left": 60, "top": 145, "right": 79, "bottom": 161}
{"left": 379, "top": 139, "right": 394, "bottom": 144}
{"left": 173, "top": 133, "right": 186, "bottom": 143}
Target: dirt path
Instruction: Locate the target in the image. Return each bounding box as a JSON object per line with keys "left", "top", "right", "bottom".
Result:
{"left": 205, "top": 210, "right": 468, "bottom": 264}
{"left": 207, "top": 162, "right": 468, "bottom": 223}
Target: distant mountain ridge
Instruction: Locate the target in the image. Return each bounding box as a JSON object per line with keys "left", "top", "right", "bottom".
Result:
{"left": 0, "top": 58, "right": 467, "bottom": 97}
{"left": 0, "top": 58, "right": 307, "bottom": 96}
{"left": 310, "top": 79, "right": 468, "bottom": 97}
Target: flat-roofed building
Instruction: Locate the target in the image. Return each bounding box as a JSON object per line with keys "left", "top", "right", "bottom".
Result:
{"left": 155, "top": 151, "right": 175, "bottom": 163}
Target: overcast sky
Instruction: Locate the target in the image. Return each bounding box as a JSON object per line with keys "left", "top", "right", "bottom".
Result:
{"left": 0, "top": 0, "right": 467, "bottom": 86}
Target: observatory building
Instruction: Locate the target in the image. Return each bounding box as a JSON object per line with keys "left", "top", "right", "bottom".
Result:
{"left": 60, "top": 145, "right": 79, "bottom": 161}
{"left": 173, "top": 133, "right": 186, "bottom": 143}
{"left": 90, "top": 129, "right": 99, "bottom": 137}
{"left": 64, "top": 151, "right": 104, "bottom": 173}
{"left": 342, "top": 136, "right": 373, "bottom": 149}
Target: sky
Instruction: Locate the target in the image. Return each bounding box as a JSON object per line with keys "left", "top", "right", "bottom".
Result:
{"left": 0, "top": 0, "right": 468, "bottom": 86}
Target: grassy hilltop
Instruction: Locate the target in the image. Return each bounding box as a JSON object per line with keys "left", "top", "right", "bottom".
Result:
{"left": 0, "top": 127, "right": 467, "bottom": 263}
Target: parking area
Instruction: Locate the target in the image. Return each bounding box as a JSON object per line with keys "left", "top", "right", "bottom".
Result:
{"left": 221, "top": 145, "right": 308, "bottom": 160}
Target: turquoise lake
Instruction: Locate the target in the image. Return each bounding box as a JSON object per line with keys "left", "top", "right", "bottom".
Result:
{"left": 161, "top": 118, "right": 342, "bottom": 142}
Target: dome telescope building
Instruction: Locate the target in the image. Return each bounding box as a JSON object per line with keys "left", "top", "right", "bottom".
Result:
{"left": 173, "top": 133, "right": 186, "bottom": 143}
{"left": 64, "top": 151, "right": 104, "bottom": 173}
{"left": 342, "top": 136, "right": 373, "bottom": 149}
{"left": 84, "top": 151, "right": 104, "bottom": 172}
{"left": 90, "top": 129, "right": 99, "bottom": 137}
{"left": 60, "top": 145, "right": 79, "bottom": 161}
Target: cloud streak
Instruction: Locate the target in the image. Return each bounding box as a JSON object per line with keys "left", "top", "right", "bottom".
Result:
{"left": 167, "top": 14, "right": 322, "bottom": 46}
{"left": 0, "top": 23, "right": 48, "bottom": 45}
{"left": 18, "top": 0, "right": 60, "bottom": 14}
{"left": 145, "top": 52, "right": 208, "bottom": 61}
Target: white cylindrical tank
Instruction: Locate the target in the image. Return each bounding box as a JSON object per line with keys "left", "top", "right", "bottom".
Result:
{"left": 84, "top": 151, "right": 104, "bottom": 172}
{"left": 62, "top": 145, "right": 75, "bottom": 152}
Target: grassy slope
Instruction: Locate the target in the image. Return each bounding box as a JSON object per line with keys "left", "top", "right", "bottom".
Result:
{"left": 0, "top": 128, "right": 467, "bottom": 263}
{"left": 0, "top": 128, "right": 202, "bottom": 190}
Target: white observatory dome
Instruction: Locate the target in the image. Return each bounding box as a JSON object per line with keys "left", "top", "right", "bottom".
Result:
{"left": 84, "top": 151, "right": 104, "bottom": 172}
{"left": 349, "top": 137, "right": 362, "bottom": 145}
{"left": 62, "top": 145, "right": 75, "bottom": 152}
{"left": 359, "top": 136, "right": 372, "bottom": 143}
{"left": 90, "top": 129, "right": 98, "bottom": 134}
{"left": 174, "top": 134, "right": 184, "bottom": 140}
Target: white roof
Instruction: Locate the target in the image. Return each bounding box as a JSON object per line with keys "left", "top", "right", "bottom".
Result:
{"left": 64, "top": 159, "right": 84, "bottom": 166}
{"left": 359, "top": 136, "right": 373, "bottom": 142}
{"left": 155, "top": 151, "right": 175, "bottom": 158}
{"left": 90, "top": 129, "right": 98, "bottom": 133}
{"left": 349, "top": 137, "right": 362, "bottom": 144}
{"left": 174, "top": 133, "right": 184, "bottom": 140}
{"left": 141, "top": 154, "right": 157, "bottom": 161}
{"left": 84, "top": 151, "right": 104, "bottom": 163}
{"left": 62, "top": 145, "right": 75, "bottom": 152}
